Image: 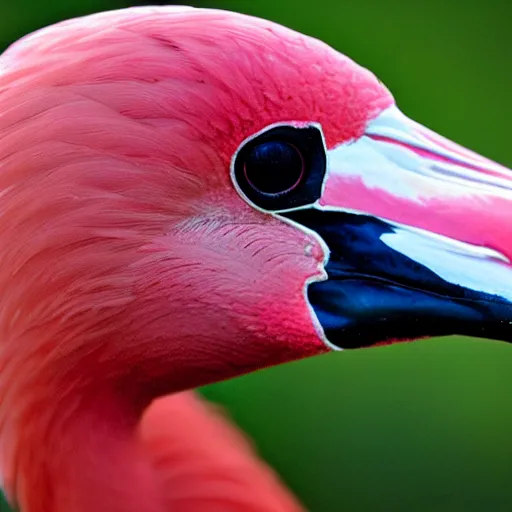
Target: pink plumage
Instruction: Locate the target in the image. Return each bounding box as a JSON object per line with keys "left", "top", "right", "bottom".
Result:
{"left": 2, "top": 5, "right": 508, "bottom": 512}
{"left": 0, "top": 7, "right": 390, "bottom": 511}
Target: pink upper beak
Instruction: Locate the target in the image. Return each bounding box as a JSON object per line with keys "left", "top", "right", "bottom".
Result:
{"left": 323, "top": 105, "right": 512, "bottom": 259}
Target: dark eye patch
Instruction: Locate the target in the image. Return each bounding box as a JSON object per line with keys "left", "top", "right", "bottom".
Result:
{"left": 233, "top": 124, "right": 327, "bottom": 211}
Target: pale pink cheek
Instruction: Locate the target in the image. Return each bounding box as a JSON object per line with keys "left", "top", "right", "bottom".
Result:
{"left": 244, "top": 236, "right": 328, "bottom": 356}
{"left": 136, "top": 220, "right": 329, "bottom": 365}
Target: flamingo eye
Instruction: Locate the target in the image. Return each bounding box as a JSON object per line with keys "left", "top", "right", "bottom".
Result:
{"left": 233, "top": 124, "right": 327, "bottom": 212}
{"left": 244, "top": 141, "right": 304, "bottom": 196}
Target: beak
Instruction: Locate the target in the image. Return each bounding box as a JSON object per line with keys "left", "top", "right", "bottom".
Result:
{"left": 283, "top": 105, "right": 512, "bottom": 349}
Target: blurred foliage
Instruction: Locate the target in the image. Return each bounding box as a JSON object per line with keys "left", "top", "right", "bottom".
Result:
{"left": 1, "top": 1, "right": 511, "bottom": 511}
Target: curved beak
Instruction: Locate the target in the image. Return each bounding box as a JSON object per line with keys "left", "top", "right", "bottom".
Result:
{"left": 284, "top": 106, "right": 512, "bottom": 348}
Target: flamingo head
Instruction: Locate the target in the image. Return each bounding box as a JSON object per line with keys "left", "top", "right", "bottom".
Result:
{"left": 1, "top": 6, "right": 511, "bottom": 397}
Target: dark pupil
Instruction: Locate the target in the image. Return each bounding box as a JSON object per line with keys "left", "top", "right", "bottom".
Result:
{"left": 244, "top": 141, "right": 304, "bottom": 195}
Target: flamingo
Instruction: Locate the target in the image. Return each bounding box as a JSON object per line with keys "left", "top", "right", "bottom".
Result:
{"left": 0, "top": 6, "right": 510, "bottom": 512}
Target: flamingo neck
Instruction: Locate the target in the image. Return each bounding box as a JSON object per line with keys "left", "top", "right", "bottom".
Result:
{"left": 4, "top": 387, "right": 166, "bottom": 512}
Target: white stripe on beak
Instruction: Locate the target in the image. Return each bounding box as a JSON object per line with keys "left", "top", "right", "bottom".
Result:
{"left": 327, "top": 105, "right": 512, "bottom": 201}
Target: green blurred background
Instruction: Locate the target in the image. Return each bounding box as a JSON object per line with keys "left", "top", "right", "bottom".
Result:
{"left": 1, "top": 1, "right": 511, "bottom": 511}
